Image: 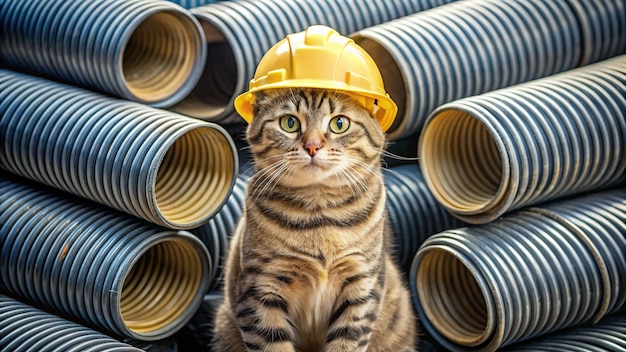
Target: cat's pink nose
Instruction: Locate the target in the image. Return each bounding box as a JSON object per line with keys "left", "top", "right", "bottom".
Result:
{"left": 304, "top": 143, "right": 322, "bottom": 157}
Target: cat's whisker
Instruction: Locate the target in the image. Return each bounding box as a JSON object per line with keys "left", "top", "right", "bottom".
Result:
{"left": 244, "top": 153, "right": 287, "bottom": 175}
{"left": 338, "top": 166, "right": 367, "bottom": 198}
{"left": 256, "top": 162, "right": 292, "bottom": 201}
{"left": 352, "top": 162, "right": 377, "bottom": 193}
{"left": 330, "top": 164, "right": 353, "bottom": 194}
{"left": 267, "top": 162, "right": 294, "bottom": 198}
{"left": 251, "top": 159, "right": 288, "bottom": 195}
{"left": 240, "top": 160, "right": 258, "bottom": 175}
{"left": 381, "top": 166, "right": 407, "bottom": 179}
{"left": 382, "top": 150, "right": 420, "bottom": 161}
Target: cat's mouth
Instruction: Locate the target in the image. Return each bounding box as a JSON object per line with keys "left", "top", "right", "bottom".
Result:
{"left": 293, "top": 157, "right": 333, "bottom": 179}
{"left": 303, "top": 156, "right": 329, "bottom": 169}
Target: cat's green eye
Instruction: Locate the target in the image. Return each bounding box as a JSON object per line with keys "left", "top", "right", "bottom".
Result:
{"left": 329, "top": 116, "right": 350, "bottom": 133}
{"left": 279, "top": 114, "right": 301, "bottom": 132}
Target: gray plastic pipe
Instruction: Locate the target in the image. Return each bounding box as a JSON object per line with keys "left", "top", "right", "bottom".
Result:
{"left": 418, "top": 55, "right": 626, "bottom": 224}
{"left": 572, "top": 0, "right": 626, "bottom": 66}
{"left": 352, "top": 0, "right": 626, "bottom": 140}
{"left": 0, "top": 294, "right": 143, "bottom": 352}
{"left": 0, "top": 69, "right": 238, "bottom": 230}
{"left": 0, "top": 0, "right": 206, "bottom": 108}
{"left": 504, "top": 313, "right": 626, "bottom": 351}
{"left": 164, "top": 0, "right": 222, "bottom": 9}
{"left": 169, "top": 0, "right": 458, "bottom": 124}
{"left": 410, "top": 188, "right": 626, "bottom": 351}
{"left": 383, "top": 164, "right": 465, "bottom": 271}
{"left": 0, "top": 175, "right": 212, "bottom": 341}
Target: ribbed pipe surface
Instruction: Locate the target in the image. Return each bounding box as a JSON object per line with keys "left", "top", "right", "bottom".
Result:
{"left": 504, "top": 313, "right": 626, "bottom": 351}
{"left": 410, "top": 188, "right": 626, "bottom": 351}
{"left": 418, "top": 55, "right": 626, "bottom": 224}
{"left": 0, "top": 0, "right": 206, "bottom": 107}
{"left": 383, "top": 164, "right": 465, "bottom": 271}
{"left": 164, "top": 0, "right": 221, "bottom": 9}
{"left": 352, "top": 0, "right": 588, "bottom": 140}
{"left": 0, "top": 294, "right": 143, "bottom": 352}
{"left": 531, "top": 191, "right": 626, "bottom": 320}
{"left": 0, "top": 175, "right": 212, "bottom": 340}
{"left": 0, "top": 69, "right": 237, "bottom": 230}
{"left": 170, "top": 0, "right": 457, "bottom": 123}
{"left": 570, "top": 0, "right": 626, "bottom": 66}
{"left": 192, "top": 173, "right": 249, "bottom": 291}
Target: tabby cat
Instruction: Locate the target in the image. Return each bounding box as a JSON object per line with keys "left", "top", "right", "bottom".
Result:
{"left": 212, "top": 88, "right": 416, "bottom": 351}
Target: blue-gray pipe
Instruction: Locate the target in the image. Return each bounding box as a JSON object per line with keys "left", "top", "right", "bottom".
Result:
{"left": 0, "top": 0, "right": 206, "bottom": 108}
{"left": 418, "top": 55, "right": 626, "bottom": 224}
{"left": 352, "top": 0, "right": 626, "bottom": 140}
{"left": 0, "top": 294, "right": 143, "bottom": 352}
{"left": 163, "top": 0, "right": 222, "bottom": 9}
{"left": 169, "top": 0, "right": 458, "bottom": 124}
{"left": 530, "top": 191, "right": 626, "bottom": 320}
{"left": 410, "top": 188, "right": 626, "bottom": 351}
{"left": 0, "top": 175, "right": 212, "bottom": 341}
{"left": 0, "top": 69, "right": 238, "bottom": 230}
{"left": 571, "top": 0, "right": 626, "bottom": 66}
{"left": 383, "top": 164, "right": 465, "bottom": 271}
{"left": 504, "top": 313, "right": 626, "bottom": 351}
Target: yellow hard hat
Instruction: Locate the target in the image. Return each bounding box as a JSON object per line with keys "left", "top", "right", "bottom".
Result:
{"left": 234, "top": 25, "right": 397, "bottom": 132}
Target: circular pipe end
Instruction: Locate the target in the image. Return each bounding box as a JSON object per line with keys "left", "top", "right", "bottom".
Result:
{"left": 122, "top": 9, "right": 206, "bottom": 107}
{"left": 170, "top": 18, "right": 240, "bottom": 121}
{"left": 120, "top": 233, "right": 210, "bottom": 340}
{"left": 155, "top": 124, "right": 237, "bottom": 229}
{"left": 352, "top": 34, "right": 407, "bottom": 140}
{"left": 416, "top": 247, "right": 492, "bottom": 347}
{"left": 419, "top": 108, "right": 506, "bottom": 221}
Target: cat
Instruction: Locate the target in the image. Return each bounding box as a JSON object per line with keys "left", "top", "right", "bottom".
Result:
{"left": 212, "top": 88, "right": 416, "bottom": 352}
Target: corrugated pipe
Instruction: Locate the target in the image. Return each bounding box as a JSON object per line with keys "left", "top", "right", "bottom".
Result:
{"left": 0, "top": 175, "right": 212, "bottom": 341}
{"left": 410, "top": 188, "right": 626, "bottom": 351}
{"left": 352, "top": 0, "right": 626, "bottom": 140}
{"left": 164, "top": 0, "right": 222, "bottom": 9}
{"left": 418, "top": 55, "right": 626, "bottom": 224}
{"left": 383, "top": 164, "right": 465, "bottom": 271}
{"left": 0, "top": 294, "right": 144, "bottom": 352}
{"left": 192, "top": 173, "right": 249, "bottom": 291}
{"left": 122, "top": 336, "right": 179, "bottom": 352}
{"left": 0, "top": 69, "right": 238, "bottom": 230}
{"left": 0, "top": 0, "right": 206, "bottom": 108}
{"left": 530, "top": 191, "right": 626, "bottom": 320}
{"left": 169, "top": 0, "right": 458, "bottom": 124}
{"left": 571, "top": 0, "right": 626, "bottom": 66}
{"left": 504, "top": 313, "right": 626, "bottom": 351}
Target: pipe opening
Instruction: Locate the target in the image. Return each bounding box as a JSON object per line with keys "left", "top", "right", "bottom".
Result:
{"left": 420, "top": 109, "right": 503, "bottom": 213}
{"left": 155, "top": 126, "right": 235, "bottom": 228}
{"left": 353, "top": 36, "right": 406, "bottom": 135}
{"left": 123, "top": 11, "right": 201, "bottom": 103}
{"left": 120, "top": 238, "right": 203, "bottom": 335}
{"left": 417, "top": 248, "right": 490, "bottom": 346}
{"left": 171, "top": 22, "right": 237, "bottom": 119}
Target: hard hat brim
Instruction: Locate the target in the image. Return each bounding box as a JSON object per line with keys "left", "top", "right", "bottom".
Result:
{"left": 234, "top": 80, "right": 397, "bottom": 132}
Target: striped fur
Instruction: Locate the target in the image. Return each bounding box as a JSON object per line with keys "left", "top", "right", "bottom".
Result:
{"left": 212, "top": 88, "right": 416, "bottom": 351}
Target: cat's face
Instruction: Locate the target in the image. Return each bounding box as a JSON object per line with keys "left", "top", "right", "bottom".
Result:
{"left": 247, "top": 88, "right": 386, "bottom": 188}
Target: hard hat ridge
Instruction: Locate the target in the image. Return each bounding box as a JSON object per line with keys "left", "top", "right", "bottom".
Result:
{"left": 234, "top": 25, "right": 397, "bottom": 132}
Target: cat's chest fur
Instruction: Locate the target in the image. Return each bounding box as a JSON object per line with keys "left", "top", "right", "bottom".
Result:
{"left": 289, "top": 248, "right": 375, "bottom": 350}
